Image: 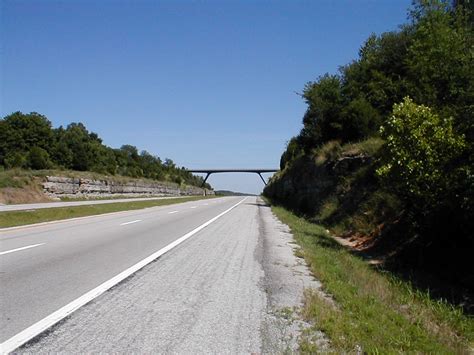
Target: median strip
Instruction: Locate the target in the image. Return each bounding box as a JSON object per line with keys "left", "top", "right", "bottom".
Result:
{"left": 0, "top": 196, "right": 217, "bottom": 229}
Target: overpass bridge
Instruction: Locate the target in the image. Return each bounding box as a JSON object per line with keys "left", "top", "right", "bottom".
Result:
{"left": 188, "top": 169, "right": 278, "bottom": 187}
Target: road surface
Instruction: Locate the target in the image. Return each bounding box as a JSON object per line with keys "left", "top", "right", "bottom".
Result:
{"left": 1, "top": 196, "right": 323, "bottom": 353}
{"left": 0, "top": 196, "right": 189, "bottom": 212}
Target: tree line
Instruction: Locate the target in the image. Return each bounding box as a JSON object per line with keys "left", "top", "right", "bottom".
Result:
{"left": 277, "top": 0, "right": 473, "bottom": 244}
{"left": 0, "top": 112, "right": 210, "bottom": 188}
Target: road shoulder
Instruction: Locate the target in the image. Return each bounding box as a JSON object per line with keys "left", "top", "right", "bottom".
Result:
{"left": 256, "top": 198, "right": 329, "bottom": 352}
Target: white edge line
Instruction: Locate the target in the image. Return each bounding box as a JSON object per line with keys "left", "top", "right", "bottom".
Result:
{"left": 0, "top": 243, "right": 45, "bottom": 256}
{"left": 119, "top": 219, "right": 142, "bottom": 226}
{"left": 0, "top": 196, "right": 248, "bottom": 354}
{"left": 168, "top": 211, "right": 179, "bottom": 214}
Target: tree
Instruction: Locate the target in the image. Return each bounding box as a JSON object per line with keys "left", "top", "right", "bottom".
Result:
{"left": 118, "top": 145, "right": 142, "bottom": 177}
{"left": 62, "top": 123, "right": 95, "bottom": 171}
{"left": 0, "top": 112, "right": 54, "bottom": 164}
{"left": 342, "top": 28, "right": 414, "bottom": 116}
{"left": 407, "top": 0, "right": 474, "bottom": 126}
{"left": 139, "top": 150, "right": 163, "bottom": 180}
{"left": 90, "top": 145, "right": 117, "bottom": 175}
{"left": 51, "top": 127, "right": 74, "bottom": 169}
{"left": 4, "top": 151, "right": 28, "bottom": 169}
{"left": 341, "top": 97, "right": 381, "bottom": 142}
{"left": 0, "top": 112, "right": 209, "bottom": 189}
{"left": 163, "top": 158, "right": 176, "bottom": 169}
{"left": 298, "top": 74, "right": 345, "bottom": 150}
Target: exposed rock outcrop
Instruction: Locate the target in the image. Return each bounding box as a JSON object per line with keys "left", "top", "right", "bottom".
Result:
{"left": 43, "top": 176, "right": 212, "bottom": 199}
{"left": 263, "top": 153, "right": 372, "bottom": 214}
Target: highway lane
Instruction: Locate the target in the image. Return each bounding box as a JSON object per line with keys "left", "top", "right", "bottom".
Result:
{"left": 0, "top": 196, "right": 241, "bottom": 344}
{"left": 0, "top": 196, "right": 190, "bottom": 212}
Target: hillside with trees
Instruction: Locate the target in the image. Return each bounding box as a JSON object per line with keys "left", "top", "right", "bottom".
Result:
{"left": 264, "top": 0, "right": 473, "bottom": 300}
{"left": 0, "top": 112, "right": 210, "bottom": 189}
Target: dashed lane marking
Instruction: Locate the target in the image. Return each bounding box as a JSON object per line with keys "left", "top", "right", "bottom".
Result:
{"left": 119, "top": 220, "right": 142, "bottom": 226}
{"left": 0, "top": 243, "right": 45, "bottom": 256}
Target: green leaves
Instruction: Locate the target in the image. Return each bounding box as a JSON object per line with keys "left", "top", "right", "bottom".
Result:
{"left": 406, "top": 0, "right": 474, "bottom": 121}
{"left": 0, "top": 112, "right": 206, "bottom": 188}
{"left": 377, "top": 97, "right": 465, "bottom": 207}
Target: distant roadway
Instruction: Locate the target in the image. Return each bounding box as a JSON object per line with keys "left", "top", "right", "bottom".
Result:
{"left": 1, "top": 196, "right": 299, "bottom": 353}
{"left": 0, "top": 196, "right": 189, "bottom": 212}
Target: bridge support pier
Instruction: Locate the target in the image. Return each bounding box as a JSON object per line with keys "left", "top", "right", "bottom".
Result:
{"left": 201, "top": 173, "right": 211, "bottom": 188}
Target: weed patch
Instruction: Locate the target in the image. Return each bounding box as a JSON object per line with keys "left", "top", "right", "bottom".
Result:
{"left": 271, "top": 205, "right": 474, "bottom": 353}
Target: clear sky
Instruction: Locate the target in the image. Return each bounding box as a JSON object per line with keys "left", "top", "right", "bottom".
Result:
{"left": 1, "top": 0, "right": 411, "bottom": 194}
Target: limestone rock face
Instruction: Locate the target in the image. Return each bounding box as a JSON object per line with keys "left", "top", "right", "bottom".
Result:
{"left": 42, "top": 176, "right": 212, "bottom": 199}
{"left": 263, "top": 153, "right": 371, "bottom": 214}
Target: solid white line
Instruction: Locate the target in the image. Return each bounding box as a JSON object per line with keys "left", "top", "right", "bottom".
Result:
{"left": 190, "top": 206, "right": 197, "bottom": 209}
{"left": 119, "top": 220, "right": 142, "bottom": 226}
{"left": 168, "top": 210, "right": 179, "bottom": 214}
{"left": 0, "top": 197, "right": 248, "bottom": 354}
{"left": 0, "top": 243, "right": 45, "bottom": 256}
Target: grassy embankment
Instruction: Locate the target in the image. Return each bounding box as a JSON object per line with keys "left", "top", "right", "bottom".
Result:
{"left": 0, "top": 168, "right": 188, "bottom": 204}
{"left": 0, "top": 196, "right": 216, "bottom": 228}
{"left": 271, "top": 205, "right": 474, "bottom": 353}
{"left": 266, "top": 138, "right": 473, "bottom": 294}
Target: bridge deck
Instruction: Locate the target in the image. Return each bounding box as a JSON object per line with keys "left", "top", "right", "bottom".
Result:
{"left": 189, "top": 169, "right": 277, "bottom": 174}
{"left": 188, "top": 169, "right": 278, "bottom": 187}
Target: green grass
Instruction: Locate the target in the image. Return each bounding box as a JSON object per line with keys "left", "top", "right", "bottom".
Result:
{"left": 0, "top": 168, "right": 34, "bottom": 188}
{"left": 271, "top": 204, "right": 474, "bottom": 353}
{"left": 312, "top": 137, "right": 384, "bottom": 167}
{"left": 0, "top": 168, "right": 181, "bottom": 187}
{"left": 313, "top": 140, "right": 342, "bottom": 166}
{"left": 0, "top": 196, "right": 216, "bottom": 228}
{"left": 57, "top": 194, "right": 182, "bottom": 202}
{"left": 342, "top": 136, "right": 385, "bottom": 157}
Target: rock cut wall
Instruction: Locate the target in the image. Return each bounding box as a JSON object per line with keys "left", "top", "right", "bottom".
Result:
{"left": 43, "top": 176, "right": 212, "bottom": 199}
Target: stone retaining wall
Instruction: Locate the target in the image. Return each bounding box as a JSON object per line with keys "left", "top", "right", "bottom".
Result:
{"left": 43, "top": 176, "right": 212, "bottom": 199}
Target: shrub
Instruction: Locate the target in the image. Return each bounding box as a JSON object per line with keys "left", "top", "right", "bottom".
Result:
{"left": 377, "top": 97, "right": 465, "bottom": 210}
{"left": 4, "top": 151, "right": 28, "bottom": 169}
{"left": 27, "top": 147, "right": 52, "bottom": 170}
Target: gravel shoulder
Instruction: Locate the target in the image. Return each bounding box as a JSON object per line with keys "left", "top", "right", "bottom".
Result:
{"left": 16, "top": 196, "right": 325, "bottom": 353}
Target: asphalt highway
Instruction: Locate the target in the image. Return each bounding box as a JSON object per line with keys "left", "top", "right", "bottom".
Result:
{"left": 0, "top": 197, "right": 244, "bottom": 344}
{"left": 0, "top": 195, "right": 322, "bottom": 353}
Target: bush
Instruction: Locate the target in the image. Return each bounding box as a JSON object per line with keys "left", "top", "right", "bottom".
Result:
{"left": 27, "top": 147, "right": 52, "bottom": 170}
{"left": 377, "top": 97, "right": 465, "bottom": 210}
{"left": 4, "top": 151, "right": 28, "bottom": 169}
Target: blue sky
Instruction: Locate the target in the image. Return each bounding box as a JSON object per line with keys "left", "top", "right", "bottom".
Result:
{"left": 1, "top": 0, "right": 411, "bottom": 194}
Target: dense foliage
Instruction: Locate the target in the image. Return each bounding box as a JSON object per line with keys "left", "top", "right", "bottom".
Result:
{"left": 377, "top": 98, "right": 467, "bottom": 213}
{"left": 272, "top": 0, "right": 473, "bottom": 257}
{"left": 0, "top": 112, "right": 210, "bottom": 188}
{"left": 290, "top": 0, "right": 472, "bottom": 160}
